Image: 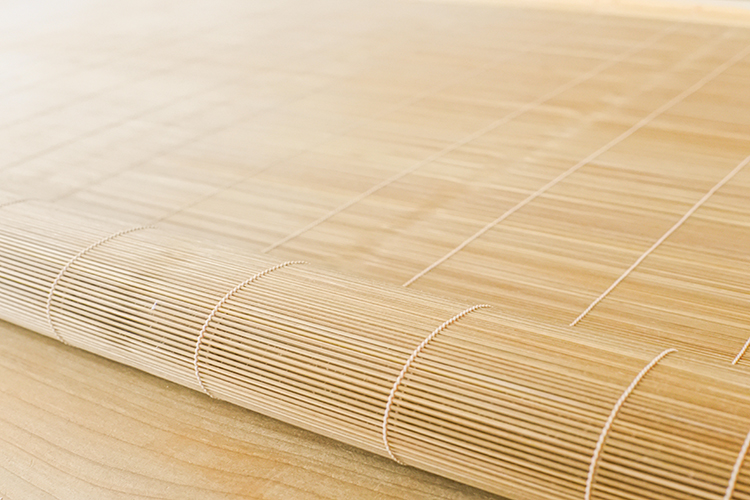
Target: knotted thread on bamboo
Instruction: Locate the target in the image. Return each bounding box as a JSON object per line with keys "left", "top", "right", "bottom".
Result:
{"left": 584, "top": 348, "right": 677, "bottom": 500}
{"left": 46, "top": 226, "right": 154, "bottom": 345}
{"left": 193, "top": 260, "right": 307, "bottom": 397}
{"left": 382, "top": 303, "right": 490, "bottom": 464}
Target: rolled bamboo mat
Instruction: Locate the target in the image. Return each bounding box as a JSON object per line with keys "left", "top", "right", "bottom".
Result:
{"left": 2, "top": 200, "right": 750, "bottom": 500}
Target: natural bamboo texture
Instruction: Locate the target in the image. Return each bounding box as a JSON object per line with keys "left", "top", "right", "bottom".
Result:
{"left": 2, "top": 0, "right": 750, "bottom": 498}
{"left": 2, "top": 200, "right": 750, "bottom": 500}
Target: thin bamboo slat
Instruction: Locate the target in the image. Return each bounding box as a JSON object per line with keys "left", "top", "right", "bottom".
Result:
{"left": 1, "top": 201, "right": 750, "bottom": 500}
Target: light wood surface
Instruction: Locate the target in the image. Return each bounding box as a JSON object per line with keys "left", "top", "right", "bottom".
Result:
{"left": 1, "top": 0, "right": 750, "bottom": 498}
{"left": 0, "top": 319, "right": 498, "bottom": 500}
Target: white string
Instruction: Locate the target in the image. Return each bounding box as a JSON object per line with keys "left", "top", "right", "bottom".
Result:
{"left": 404, "top": 42, "right": 750, "bottom": 288}
{"left": 571, "top": 153, "right": 750, "bottom": 327}
{"left": 193, "top": 260, "right": 306, "bottom": 397}
{"left": 584, "top": 348, "right": 677, "bottom": 500}
{"left": 732, "top": 337, "right": 750, "bottom": 365}
{"left": 46, "top": 226, "right": 153, "bottom": 345}
{"left": 152, "top": 20, "right": 582, "bottom": 237}
{"left": 382, "top": 304, "right": 490, "bottom": 464}
{"left": 724, "top": 427, "right": 750, "bottom": 499}
{"left": 261, "top": 25, "right": 676, "bottom": 255}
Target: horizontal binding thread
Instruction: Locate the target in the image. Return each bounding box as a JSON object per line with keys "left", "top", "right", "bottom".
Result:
{"left": 382, "top": 303, "right": 490, "bottom": 464}
{"left": 46, "top": 226, "right": 153, "bottom": 345}
{"left": 193, "top": 260, "right": 306, "bottom": 397}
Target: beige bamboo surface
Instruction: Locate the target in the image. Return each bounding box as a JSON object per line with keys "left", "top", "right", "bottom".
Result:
{"left": 2, "top": 199, "right": 750, "bottom": 500}
{"left": 456, "top": 1, "right": 750, "bottom": 27}
{"left": 1, "top": 0, "right": 750, "bottom": 498}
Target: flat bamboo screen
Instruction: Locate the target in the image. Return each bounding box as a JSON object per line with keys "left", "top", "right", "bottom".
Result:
{"left": 1, "top": 0, "right": 750, "bottom": 499}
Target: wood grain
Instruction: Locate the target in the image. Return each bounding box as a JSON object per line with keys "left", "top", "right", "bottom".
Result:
{"left": 0, "top": 319, "right": 500, "bottom": 500}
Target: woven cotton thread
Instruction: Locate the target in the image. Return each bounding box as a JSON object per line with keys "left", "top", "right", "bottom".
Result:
{"left": 405, "top": 44, "right": 750, "bottom": 289}
{"left": 724, "top": 428, "right": 750, "bottom": 500}
{"left": 263, "top": 26, "right": 675, "bottom": 256}
{"left": 571, "top": 154, "right": 750, "bottom": 327}
{"left": 584, "top": 348, "right": 677, "bottom": 500}
{"left": 193, "top": 260, "right": 306, "bottom": 397}
{"left": 732, "top": 336, "right": 750, "bottom": 365}
{"left": 46, "top": 226, "right": 153, "bottom": 345}
{"left": 382, "top": 303, "right": 490, "bottom": 464}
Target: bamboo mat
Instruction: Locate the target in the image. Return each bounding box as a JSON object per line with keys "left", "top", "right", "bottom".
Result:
{"left": 1, "top": 0, "right": 750, "bottom": 499}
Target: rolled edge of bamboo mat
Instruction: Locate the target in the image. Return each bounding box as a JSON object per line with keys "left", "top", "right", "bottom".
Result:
{"left": 1, "top": 200, "right": 750, "bottom": 500}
